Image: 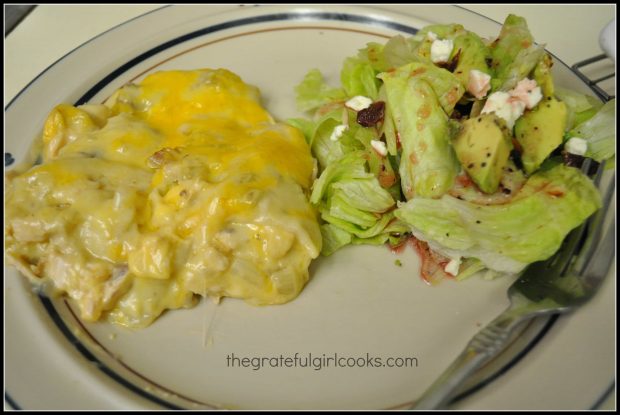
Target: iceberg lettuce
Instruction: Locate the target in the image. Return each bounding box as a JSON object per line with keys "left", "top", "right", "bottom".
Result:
{"left": 310, "top": 116, "right": 364, "bottom": 170}
{"left": 309, "top": 150, "right": 402, "bottom": 255}
{"left": 569, "top": 99, "right": 616, "bottom": 163}
{"left": 493, "top": 44, "right": 546, "bottom": 91}
{"left": 295, "top": 69, "right": 347, "bottom": 112}
{"left": 379, "top": 62, "right": 465, "bottom": 115}
{"left": 395, "top": 164, "right": 601, "bottom": 273}
{"left": 320, "top": 223, "right": 352, "bottom": 256}
{"left": 555, "top": 87, "right": 603, "bottom": 131}
{"left": 340, "top": 57, "right": 381, "bottom": 99}
{"left": 490, "top": 15, "right": 534, "bottom": 83}
{"left": 379, "top": 70, "right": 460, "bottom": 199}
{"left": 490, "top": 14, "right": 546, "bottom": 91}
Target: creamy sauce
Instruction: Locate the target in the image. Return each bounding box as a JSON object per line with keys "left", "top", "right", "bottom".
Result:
{"left": 5, "top": 69, "right": 322, "bottom": 328}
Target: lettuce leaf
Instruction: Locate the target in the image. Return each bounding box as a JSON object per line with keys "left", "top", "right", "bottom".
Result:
{"left": 568, "top": 99, "right": 616, "bottom": 162}
{"left": 412, "top": 23, "right": 467, "bottom": 41}
{"left": 310, "top": 116, "right": 365, "bottom": 170}
{"left": 310, "top": 147, "right": 400, "bottom": 255}
{"left": 378, "top": 84, "right": 398, "bottom": 156}
{"left": 340, "top": 57, "right": 381, "bottom": 99}
{"left": 352, "top": 38, "right": 418, "bottom": 75}
{"left": 331, "top": 178, "right": 395, "bottom": 213}
{"left": 318, "top": 210, "right": 408, "bottom": 255}
{"left": 319, "top": 208, "right": 392, "bottom": 238}
{"left": 493, "top": 44, "right": 545, "bottom": 91}
{"left": 295, "top": 69, "right": 347, "bottom": 112}
{"left": 555, "top": 87, "right": 603, "bottom": 131}
{"left": 320, "top": 223, "right": 352, "bottom": 256}
{"left": 395, "top": 164, "right": 601, "bottom": 273}
{"left": 451, "top": 31, "right": 493, "bottom": 90}
{"left": 454, "top": 257, "right": 486, "bottom": 281}
{"left": 382, "top": 35, "right": 421, "bottom": 70}
{"left": 310, "top": 150, "right": 371, "bottom": 203}
{"left": 379, "top": 72, "right": 459, "bottom": 199}
{"left": 491, "top": 15, "right": 534, "bottom": 75}
{"left": 324, "top": 192, "right": 381, "bottom": 228}
{"left": 358, "top": 41, "right": 389, "bottom": 72}
{"left": 490, "top": 14, "right": 544, "bottom": 91}
{"left": 379, "top": 62, "right": 465, "bottom": 115}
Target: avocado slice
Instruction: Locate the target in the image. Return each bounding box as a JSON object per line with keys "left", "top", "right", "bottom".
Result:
{"left": 452, "top": 114, "right": 513, "bottom": 194}
{"left": 514, "top": 97, "right": 567, "bottom": 174}
{"left": 451, "top": 32, "right": 493, "bottom": 91}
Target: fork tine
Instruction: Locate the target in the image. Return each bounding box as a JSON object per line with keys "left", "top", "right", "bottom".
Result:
{"left": 581, "top": 215, "right": 615, "bottom": 294}
{"left": 591, "top": 160, "right": 606, "bottom": 185}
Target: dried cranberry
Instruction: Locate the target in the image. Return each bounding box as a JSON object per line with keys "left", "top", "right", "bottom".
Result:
{"left": 357, "top": 101, "right": 385, "bottom": 127}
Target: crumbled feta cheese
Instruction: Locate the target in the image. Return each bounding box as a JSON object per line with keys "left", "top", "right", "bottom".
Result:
{"left": 510, "top": 78, "right": 543, "bottom": 109}
{"left": 345, "top": 95, "right": 373, "bottom": 112}
{"left": 482, "top": 91, "right": 509, "bottom": 113}
{"left": 426, "top": 31, "right": 438, "bottom": 41}
{"left": 524, "top": 88, "right": 543, "bottom": 109}
{"left": 329, "top": 124, "right": 348, "bottom": 141}
{"left": 564, "top": 137, "right": 588, "bottom": 156}
{"left": 444, "top": 257, "right": 462, "bottom": 277}
{"left": 481, "top": 79, "right": 545, "bottom": 128}
{"left": 370, "top": 139, "right": 388, "bottom": 157}
{"left": 430, "top": 39, "right": 454, "bottom": 63}
{"left": 467, "top": 69, "right": 492, "bottom": 99}
{"left": 481, "top": 91, "right": 525, "bottom": 129}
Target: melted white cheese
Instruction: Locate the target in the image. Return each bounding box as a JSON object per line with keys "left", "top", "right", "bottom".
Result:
{"left": 5, "top": 69, "right": 322, "bottom": 328}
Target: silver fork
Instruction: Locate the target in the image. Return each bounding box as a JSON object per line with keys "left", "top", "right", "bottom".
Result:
{"left": 411, "top": 158, "right": 616, "bottom": 410}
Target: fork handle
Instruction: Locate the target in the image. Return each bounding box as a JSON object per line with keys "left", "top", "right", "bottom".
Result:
{"left": 411, "top": 312, "right": 520, "bottom": 409}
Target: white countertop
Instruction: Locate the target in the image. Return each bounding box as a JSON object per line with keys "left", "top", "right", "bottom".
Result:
{"left": 4, "top": 4, "right": 615, "bottom": 410}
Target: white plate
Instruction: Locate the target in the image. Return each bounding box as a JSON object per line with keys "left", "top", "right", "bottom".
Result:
{"left": 5, "top": 5, "right": 616, "bottom": 410}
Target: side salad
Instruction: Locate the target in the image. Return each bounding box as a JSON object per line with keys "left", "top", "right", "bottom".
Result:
{"left": 288, "top": 14, "right": 615, "bottom": 282}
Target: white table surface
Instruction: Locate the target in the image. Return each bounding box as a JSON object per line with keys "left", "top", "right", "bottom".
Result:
{"left": 4, "top": 4, "right": 615, "bottom": 410}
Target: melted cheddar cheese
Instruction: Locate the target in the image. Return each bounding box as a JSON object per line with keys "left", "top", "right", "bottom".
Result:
{"left": 5, "top": 69, "right": 322, "bottom": 328}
